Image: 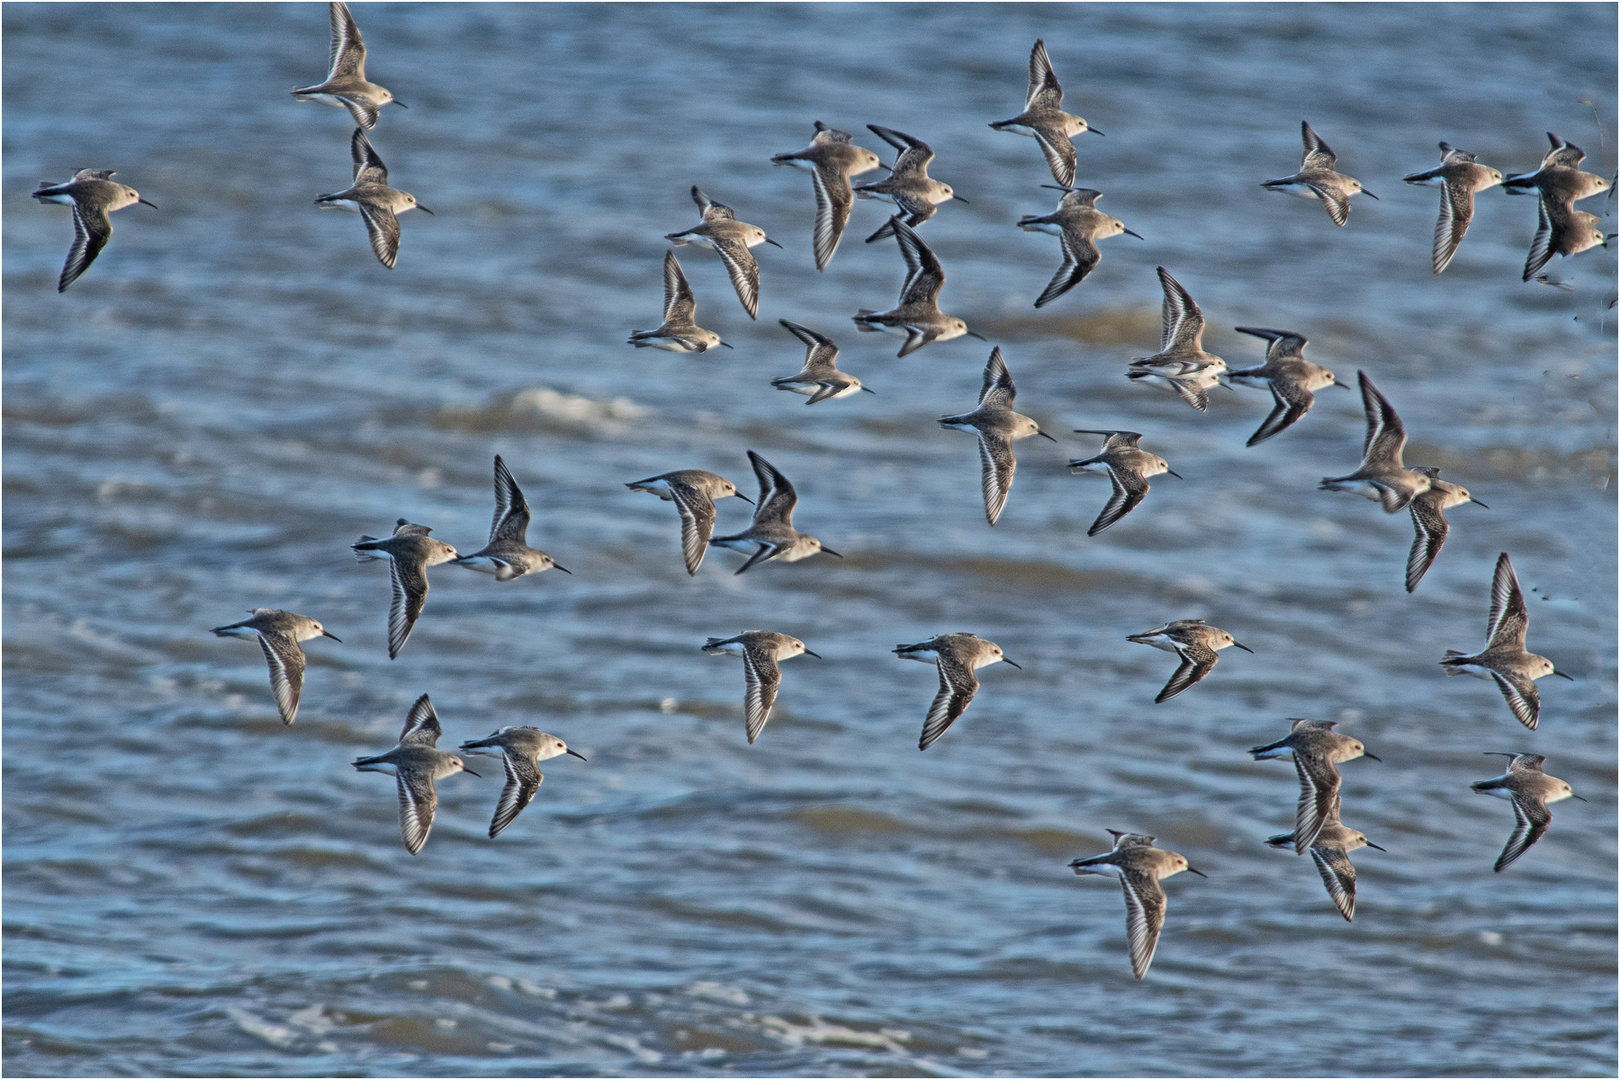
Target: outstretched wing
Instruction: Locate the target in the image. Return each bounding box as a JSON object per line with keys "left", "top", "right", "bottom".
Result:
{"left": 1026, "top": 39, "right": 1064, "bottom": 111}
{"left": 328, "top": 1, "right": 368, "bottom": 80}
{"left": 1308, "top": 181, "right": 1352, "bottom": 227}
{"left": 741, "top": 645, "right": 783, "bottom": 744}
{"left": 1310, "top": 842, "right": 1358, "bottom": 921}
{"left": 1034, "top": 231, "right": 1097, "bottom": 308}
{"left": 978, "top": 433, "right": 1016, "bottom": 527}
{"left": 1291, "top": 753, "right": 1342, "bottom": 854}
{"left": 810, "top": 166, "right": 853, "bottom": 272}
{"left": 893, "top": 219, "right": 946, "bottom": 308}
{"left": 1404, "top": 492, "right": 1449, "bottom": 593}
{"left": 1157, "top": 267, "right": 1205, "bottom": 352}
{"left": 350, "top": 127, "right": 389, "bottom": 185}
{"left": 747, "top": 450, "right": 798, "bottom": 527}
{"left": 662, "top": 249, "right": 696, "bottom": 323}
{"left": 1490, "top": 670, "right": 1541, "bottom": 731}
{"left": 712, "top": 237, "right": 761, "bottom": 319}
{"left": 386, "top": 554, "right": 429, "bottom": 659}
{"left": 256, "top": 630, "right": 307, "bottom": 725}
{"left": 1357, "top": 372, "right": 1407, "bottom": 469}
{"left": 1087, "top": 467, "right": 1149, "bottom": 536}
{"left": 1118, "top": 870, "right": 1168, "bottom": 980}
{"left": 1246, "top": 377, "right": 1314, "bottom": 447}
{"left": 1493, "top": 790, "right": 1551, "bottom": 872}
{"left": 1154, "top": 643, "right": 1217, "bottom": 703}
{"left": 919, "top": 655, "right": 978, "bottom": 750}
{"left": 399, "top": 693, "right": 442, "bottom": 746}
{"left": 1432, "top": 177, "right": 1475, "bottom": 274}
{"left": 358, "top": 202, "right": 402, "bottom": 269}
{"left": 58, "top": 202, "right": 113, "bottom": 292}
{"left": 1522, "top": 197, "right": 1557, "bottom": 282}
{"left": 1300, "top": 121, "right": 1337, "bottom": 170}
{"left": 1486, "top": 553, "right": 1528, "bottom": 649}
{"left": 488, "top": 748, "right": 543, "bottom": 838}
{"left": 978, "top": 346, "right": 1016, "bottom": 409}
{"left": 489, "top": 455, "right": 532, "bottom": 544}
{"left": 666, "top": 479, "right": 717, "bottom": 576}
{"left": 395, "top": 768, "right": 438, "bottom": 855}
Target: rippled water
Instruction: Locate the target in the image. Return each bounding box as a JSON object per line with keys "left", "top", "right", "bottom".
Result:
{"left": 4, "top": 3, "right": 1616, "bottom": 1077}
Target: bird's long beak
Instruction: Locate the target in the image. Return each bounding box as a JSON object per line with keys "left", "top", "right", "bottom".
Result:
{"left": 415, "top": 206, "right": 435, "bottom": 216}
{"left": 1089, "top": 127, "right": 1106, "bottom": 137}
{"left": 734, "top": 493, "right": 754, "bottom": 505}
{"left": 802, "top": 649, "right": 822, "bottom": 659}
{"left": 820, "top": 547, "right": 843, "bottom": 558}
{"left": 861, "top": 386, "right": 877, "bottom": 394}
{"left": 1001, "top": 658, "right": 1023, "bottom": 669}
{"left": 1232, "top": 642, "right": 1254, "bottom": 653}
{"left": 1361, "top": 190, "right": 1380, "bottom": 200}
{"left": 1331, "top": 380, "right": 1354, "bottom": 389}
{"left": 1569, "top": 792, "right": 1588, "bottom": 801}
{"left": 138, "top": 198, "right": 158, "bottom": 208}
{"left": 1165, "top": 469, "right": 1184, "bottom": 479}
{"left": 1036, "top": 430, "right": 1057, "bottom": 441}
{"left": 566, "top": 748, "right": 588, "bottom": 761}
{"left": 764, "top": 237, "right": 783, "bottom": 248}
{"left": 393, "top": 100, "right": 408, "bottom": 109}
{"left": 1185, "top": 865, "right": 1208, "bottom": 877}
{"left": 1553, "top": 669, "right": 1574, "bottom": 680}
{"left": 1364, "top": 841, "right": 1387, "bottom": 852}
{"left": 719, "top": 340, "right": 735, "bottom": 349}
{"left": 1362, "top": 752, "right": 1382, "bottom": 762}
{"left": 1123, "top": 228, "right": 1145, "bottom": 239}
{"left": 1469, "top": 499, "right": 1489, "bottom": 509}
{"left": 965, "top": 330, "right": 987, "bottom": 341}
{"left": 461, "top": 766, "right": 482, "bottom": 778}
{"left": 553, "top": 564, "right": 573, "bottom": 575}
{"left": 953, "top": 196, "right": 970, "bottom": 205}
{"left": 322, "top": 631, "right": 343, "bottom": 642}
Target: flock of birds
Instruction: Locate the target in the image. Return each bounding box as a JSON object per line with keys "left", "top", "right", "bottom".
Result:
{"left": 34, "top": 6, "right": 1603, "bottom": 982}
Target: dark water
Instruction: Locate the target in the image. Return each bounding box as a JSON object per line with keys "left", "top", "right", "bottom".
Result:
{"left": 4, "top": 4, "right": 1616, "bottom": 1076}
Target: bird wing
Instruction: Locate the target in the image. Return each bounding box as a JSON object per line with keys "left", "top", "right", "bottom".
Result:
{"left": 1154, "top": 642, "right": 1218, "bottom": 703}
{"left": 779, "top": 319, "right": 839, "bottom": 368}
{"left": 978, "top": 346, "right": 1016, "bottom": 409}
{"left": 919, "top": 655, "right": 978, "bottom": 750}
{"left": 662, "top": 249, "right": 696, "bottom": 323}
{"left": 328, "top": 1, "right": 367, "bottom": 80}
{"left": 1034, "top": 230, "right": 1097, "bottom": 308}
{"left": 666, "top": 479, "right": 717, "bottom": 576}
{"left": 732, "top": 541, "right": 785, "bottom": 575}
{"left": 358, "top": 202, "right": 402, "bottom": 269}
{"left": 748, "top": 450, "right": 798, "bottom": 527}
{"left": 1246, "top": 376, "right": 1314, "bottom": 447}
{"left": 1486, "top": 553, "right": 1528, "bottom": 648}
{"left": 810, "top": 166, "right": 853, "bottom": 272}
{"left": 893, "top": 219, "right": 946, "bottom": 307}
{"left": 1031, "top": 123, "right": 1078, "bottom": 190}
{"left": 489, "top": 455, "right": 532, "bottom": 544}
{"left": 1521, "top": 197, "right": 1559, "bottom": 282}
{"left": 977, "top": 432, "right": 1016, "bottom": 527}
{"left": 1026, "top": 39, "right": 1064, "bottom": 110}
{"left": 741, "top": 643, "right": 783, "bottom": 744}
{"left": 349, "top": 127, "right": 389, "bottom": 185}
{"left": 1404, "top": 492, "right": 1450, "bottom": 593}
{"left": 1432, "top": 176, "right": 1475, "bottom": 274}
{"left": 1166, "top": 376, "right": 1211, "bottom": 414}
{"left": 256, "top": 630, "right": 307, "bottom": 726}
{"left": 395, "top": 768, "right": 438, "bottom": 855}
{"left": 399, "top": 693, "right": 443, "bottom": 746}
{"left": 1291, "top": 753, "right": 1342, "bottom": 854}
{"left": 1357, "top": 372, "right": 1407, "bottom": 469}
{"left": 1490, "top": 670, "right": 1540, "bottom": 731}
{"left": 692, "top": 186, "right": 733, "bottom": 220}
{"left": 488, "top": 748, "right": 543, "bottom": 838}
{"left": 1300, "top": 121, "right": 1337, "bottom": 170}
{"left": 1493, "top": 789, "right": 1551, "bottom": 871}
{"left": 1310, "top": 842, "right": 1358, "bottom": 921}
{"left": 711, "top": 236, "right": 761, "bottom": 319}
{"left": 1087, "top": 466, "right": 1149, "bottom": 537}
{"left": 1118, "top": 869, "right": 1168, "bottom": 980}
{"left": 1157, "top": 268, "right": 1205, "bottom": 352}
{"left": 385, "top": 553, "right": 429, "bottom": 659}
{"left": 58, "top": 201, "right": 114, "bottom": 292}
{"left": 1307, "top": 181, "right": 1352, "bottom": 227}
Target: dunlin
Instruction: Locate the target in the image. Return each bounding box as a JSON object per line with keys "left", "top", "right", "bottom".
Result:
{"left": 1068, "top": 430, "right": 1179, "bottom": 536}
{"left": 1017, "top": 186, "right": 1142, "bottom": 308}
{"left": 990, "top": 39, "right": 1103, "bottom": 188}
{"left": 702, "top": 631, "right": 819, "bottom": 743}
{"left": 857, "top": 124, "right": 963, "bottom": 242}
{"left": 771, "top": 320, "right": 870, "bottom": 403}
{"left": 628, "top": 250, "right": 731, "bottom": 353}
{"left": 1401, "top": 142, "right": 1503, "bottom": 274}
{"left": 1265, "top": 807, "right": 1384, "bottom": 921}
{"left": 1501, "top": 132, "right": 1611, "bottom": 204}
{"left": 1319, "top": 371, "right": 1433, "bottom": 513}
{"left": 1068, "top": 831, "right": 1204, "bottom": 980}
{"left": 1441, "top": 553, "right": 1571, "bottom": 730}
{"left": 854, "top": 217, "right": 984, "bottom": 356}
{"left": 625, "top": 469, "right": 751, "bottom": 576}
{"left": 1262, "top": 121, "right": 1378, "bottom": 226}
{"left": 1402, "top": 467, "right": 1486, "bottom": 593}
{"left": 771, "top": 122, "right": 884, "bottom": 271}
{"left": 1227, "top": 326, "right": 1348, "bottom": 446}
{"left": 938, "top": 347, "right": 1055, "bottom": 525}
{"left": 709, "top": 451, "right": 841, "bottom": 574}
{"left": 1125, "top": 267, "right": 1227, "bottom": 412}
{"left": 211, "top": 609, "right": 341, "bottom": 725}
{"left": 1250, "top": 718, "right": 1379, "bottom": 854}
{"left": 315, "top": 127, "right": 432, "bottom": 269}
{"left": 291, "top": 1, "right": 404, "bottom": 130}
{"left": 457, "top": 727, "right": 585, "bottom": 839}
{"left": 665, "top": 186, "right": 780, "bottom": 319}
{"left": 894, "top": 633, "right": 1020, "bottom": 750}
{"left": 352, "top": 519, "right": 459, "bottom": 659}
{"left": 1471, "top": 752, "right": 1583, "bottom": 872}
{"left": 1523, "top": 195, "right": 1610, "bottom": 282}
{"left": 352, "top": 694, "right": 480, "bottom": 855}
{"left": 31, "top": 170, "right": 155, "bottom": 292}
{"left": 1127, "top": 619, "right": 1252, "bottom": 703}
{"left": 452, "top": 455, "right": 570, "bottom": 581}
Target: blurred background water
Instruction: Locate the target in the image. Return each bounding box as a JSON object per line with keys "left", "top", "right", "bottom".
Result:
{"left": 4, "top": 3, "right": 1616, "bottom": 1076}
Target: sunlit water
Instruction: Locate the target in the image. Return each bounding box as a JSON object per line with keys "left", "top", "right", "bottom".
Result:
{"left": 4, "top": 4, "right": 1616, "bottom": 1076}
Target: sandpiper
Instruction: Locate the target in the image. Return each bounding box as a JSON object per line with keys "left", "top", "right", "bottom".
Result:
{"left": 857, "top": 124, "right": 964, "bottom": 242}
{"left": 628, "top": 250, "right": 731, "bottom": 353}
{"left": 939, "top": 347, "right": 1055, "bottom": 525}
{"left": 625, "top": 469, "right": 752, "bottom": 576}
{"left": 1127, "top": 619, "right": 1252, "bottom": 704}
{"left": 1262, "top": 121, "right": 1378, "bottom": 226}
{"left": 771, "top": 122, "right": 884, "bottom": 271}
{"left": 211, "top": 609, "right": 341, "bottom": 726}
{"left": 989, "top": 39, "right": 1103, "bottom": 188}
{"left": 352, "top": 694, "right": 480, "bottom": 855}
{"left": 1227, "top": 326, "right": 1348, "bottom": 446}
{"left": 1265, "top": 807, "right": 1384, "bottom": 921}
{"left": 1522, "top": 195, "right": 1610, "bottom": 282}
{"left": 771, "top": 320, "right": 870, "bottom": 403}
{"left": 1069, "top": 831, "right": 1203, "bottom": 981}
{"left": 1441, "top": 553, "right": 1571, "bottom": 730}
{"left": 452, "top": 455, "right": 570, "bottom": 581}
{"left": 1471, "top": 752, "right": 1583, "bottom": 872}
{"left": 1401, "top": 142, "right": 1503, "bottom": 274}
{"left": 1068, "top": 430, "right": 1179, "bottom": 536}
{"left": 1319, "top": 371, "right": 1433, "bottom": 513}
{"left": 665, "top": 186, "right": 780, "bottom": 319}
{"left": 31, "top": 170, "right": 156, "bottom": 292}
{"left": 352, "top": 519, "right": 459, "bottom": 659}
{"left": 1125, "top": 267, "right": 1227, "bottom": 412}
{"left": 315, "top": 127, "right": 432, "bottom": 269}
{"left": 291, "top": 1, "right": 404, "bottom": 130}
{"left": 1017, "top": 186, "right": 1142, "bottom": 308}
{"left": 1403, "top": 467, "right": 1486, "bottom": 593}
{"left": 702, "top": 631, "right": 820, "bottom": 744}
{"left": 853, "top": 217, "right": 984, "bottom": 356}
{"left": 894, "top": 633, "right": 1020, "bottom": 750}
{"left": 1501, "top": 132, "right": 1611, "bottom": 204}
{"left": 457, "top": 727, "right": 585, "bottom": 839}
{"left": 1250, "top": 718, "right": 1379, "bottom": 855}
{"left": 709, "top": 451, "right": 841, "bottom": 574}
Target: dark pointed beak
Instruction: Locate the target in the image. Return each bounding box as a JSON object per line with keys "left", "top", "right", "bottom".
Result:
{"left": 1232, "top": 642, "right": 1254, "bottom": 653}
{"left": 819, "top": 547, "right": 843, "bottom": 558}
{"left": 138, "top": 198, "right": 158, "bottom": 208}
{"left": 1165, "top": 469, "right": 1183, "bottom": 479}
{"left": 764, "top": 237, "right": 783, "bottom": 249}
{"left": 322, "top": 631, "right": 343, "bottom": 642}
{"left": 461, "top": 766, "right": 482, "bottom": 778}
{"left": 1001, "top": 658, "right": 1023, "bottom": 670}
{"left": 1361, "top": 190, "right": 1380, "bottom": 200}
{"left": 1185, "top": 865, "right": 1207, "bottom": 877}
{"left": 1036, "top": 430, "right": 1057, "bottom": 441}
{"left": 1362, "top": 752, "right": 1382, "bottom": 762}
{"left": 953, "top": 196, "right": 969, "bottom": 205}
{"left": 719, "top": 340, "right": 735, "bottom": 349}
{"left": 1553, "top": 669, "right": 1574, "bottom": 680}
{"left": 553, "top": 565, "right": 573, "bottom": 575}
{"left": 861, "top": 386, "right": 877, "bottom": 394}
{"left": 1569, "top": 793, "right": 1587, "bottom": 801}
{"left": 1331, "top": 380, "right": 1354, "bottom": 389}
{"left": 1364, "top": 841, "right": 1387, "bottom": 852}
{"left": 734, "top": 493, "right": 755, "bottom": 505}
{"left": 416, "top": 206, "right": 435, "bottom": 216}
{"left": 965, "top": 330, "right": 987, "bottom": 341}
{"left": 1469, "top": 499, "right": 1489, "bottom": 509}
{"left": 393, "top": 100, "right": 408, "bottom": 109}
{"left": 1123, "top": 228, "right": 1145, "bottom": 239}
{"left": 566, "top": 748, "right": 588, "bottom": 761}
{"left": 802, "top": 649, "right": 822, "bottom": 659}
{"left": 1088, "top": 127, "right": 1106, "bottom": 137}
